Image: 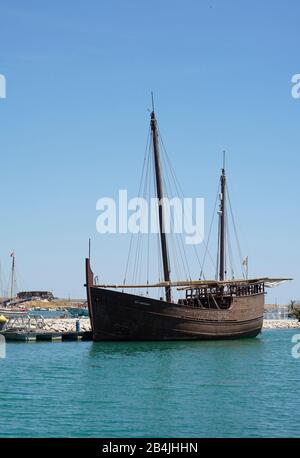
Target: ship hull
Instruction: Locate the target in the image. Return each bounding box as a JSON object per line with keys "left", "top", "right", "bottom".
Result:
{"left": 88, "top": 286, "right": 264, "bottom": 341}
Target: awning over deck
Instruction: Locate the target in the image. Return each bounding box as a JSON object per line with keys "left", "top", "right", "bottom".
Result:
{"left": 94, "top": 278, "right": 292, "bottom": 290}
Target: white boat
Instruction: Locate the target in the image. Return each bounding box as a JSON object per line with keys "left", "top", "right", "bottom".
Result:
{"left": 0, "top": 308, "right": 28, "bottom": 318}
{"left": 68, "top": 306, "right": 89, "bottom": 317}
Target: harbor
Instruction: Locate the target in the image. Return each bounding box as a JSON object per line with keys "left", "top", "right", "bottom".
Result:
{"left": 0, "top": 0, "right": 300, "bottom": 444}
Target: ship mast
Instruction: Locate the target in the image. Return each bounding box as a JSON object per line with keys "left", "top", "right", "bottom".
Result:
{"left": 218, "top": 154, "right": 226, "bottom": 281}
{"left": 10, "top": 252, "right": 15, "bottom": 300}
{"left": 150, "top": 98, "right": 172, "bottom": 302}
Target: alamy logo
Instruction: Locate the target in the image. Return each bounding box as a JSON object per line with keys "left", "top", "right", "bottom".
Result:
{"left": 0, "top": 74, "right": 6, "bottom": 99}
{"left": 0, "top": 335, "right": 6, "bottom": 358}
{"left": 96, "top": 190, "right": 204, "bottom": 245}
{"left": 291, "top": 334, "right": 300, "bottom": 359}
{"left": 291, "top": 74, "right": 300, "bottom": 99}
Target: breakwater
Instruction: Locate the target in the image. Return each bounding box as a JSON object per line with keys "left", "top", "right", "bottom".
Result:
{"left": 43, "top": 318, "right": 91, "bottom": 333}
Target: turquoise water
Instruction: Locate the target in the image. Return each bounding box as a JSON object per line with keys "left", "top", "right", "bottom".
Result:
{"left": 0, "top": 330, "right": 299, "bottom": 438}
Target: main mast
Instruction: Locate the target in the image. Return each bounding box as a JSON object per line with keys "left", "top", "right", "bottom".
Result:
{"left": 218, "top": 156, "right": 226, "bottom": 281}
{"left": 150, "top": 105, "right": 172, "bottom": 302}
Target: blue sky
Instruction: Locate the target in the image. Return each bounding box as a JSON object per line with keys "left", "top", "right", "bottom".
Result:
{"left": 0, "top": 0, "right": 299, "bottom": 303}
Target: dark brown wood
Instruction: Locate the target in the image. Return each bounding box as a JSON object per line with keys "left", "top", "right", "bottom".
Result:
{"left": 85, "top": 258, "right": 94, "bottom": 333}
{"left": 219, "top": 165, "right": 226, "bottom": 281}
{"left": 85, "top": 261, "right": 265, "bottom": 341}
{"left": 150, "top": 110, "right": 171, "bottom": 302}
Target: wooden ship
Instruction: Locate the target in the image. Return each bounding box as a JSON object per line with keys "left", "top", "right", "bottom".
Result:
{"left": 85, "top": 105, "right": 289, "bottom": 341}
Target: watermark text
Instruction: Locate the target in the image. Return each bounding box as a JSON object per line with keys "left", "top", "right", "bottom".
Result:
{"left": 0, "top": 335, "right": 6, "bottom": 358}
{"left": 0, "top": 74, "right": 6, "bottom": 99}
{"left": 291, "top": 334, "right": 300, "bottom": 359}
{"left": 96, "top": 190, "right": 204, "bottom": 245}
{"left": 291, "top": 73, "right": 300, "bottom": 99}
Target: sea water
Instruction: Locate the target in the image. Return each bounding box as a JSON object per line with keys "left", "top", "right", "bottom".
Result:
{"left": 0, "top": 329, "right": 299, "bottom": 437}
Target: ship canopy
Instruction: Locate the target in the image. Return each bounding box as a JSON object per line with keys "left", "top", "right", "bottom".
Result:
{"left": 95, "top": 277, "right": 292, "bottom": 290}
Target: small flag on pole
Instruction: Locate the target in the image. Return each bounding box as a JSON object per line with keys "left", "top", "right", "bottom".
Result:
{"left": 242, "top": 256, "right": 248, "bottom": 279}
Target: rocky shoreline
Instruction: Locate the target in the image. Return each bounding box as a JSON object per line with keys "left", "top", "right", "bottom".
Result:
{"left": 43, "top": 318, "right": 91, "bottom": 333}
{"left": 263, "top": 319, "right": 300, "bottom": 329}
{"left": 40, "top": 318, "right": 300, "bottom": 333}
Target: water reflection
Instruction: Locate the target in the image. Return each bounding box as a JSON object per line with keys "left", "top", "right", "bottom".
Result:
{"left": 88, "top": 335, "right": 264, "bottom": 359}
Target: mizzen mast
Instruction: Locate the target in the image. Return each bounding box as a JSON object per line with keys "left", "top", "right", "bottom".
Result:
{"left": 150, "top": 96, "right": 172, "bottom": 302}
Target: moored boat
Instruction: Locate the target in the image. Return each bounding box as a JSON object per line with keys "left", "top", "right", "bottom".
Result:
{"left": 68, "top": 306, "right": 89, "bottom": 317}
{"left": 86, "top": 103, "right": 290, "bottom": 341}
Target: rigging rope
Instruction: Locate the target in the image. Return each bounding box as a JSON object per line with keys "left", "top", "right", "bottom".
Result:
{"left": 226, "top": 184, "right": 246, "bottom": 279}
{"left": 158, "top": 128, "right": 216, "bottom": 276}
{"left": 160, "top": 146, "right": 191, "bottom": 280}
{"left": 199, "top": 184, "right": 220, "bottom": 280}
{"left": 123, "top": 127, "right": 150, "bottom": 286}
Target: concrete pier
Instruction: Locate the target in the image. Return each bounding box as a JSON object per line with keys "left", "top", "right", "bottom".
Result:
{"left": 2, "top": 330, "right": 92, "bottom": 342}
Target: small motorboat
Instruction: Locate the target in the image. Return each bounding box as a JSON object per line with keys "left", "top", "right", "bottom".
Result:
{"left": 0, "top": 314, "right": 8, "bottom": 331}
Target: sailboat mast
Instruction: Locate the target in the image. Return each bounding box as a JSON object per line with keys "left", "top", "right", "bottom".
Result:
{"left": 150, "top": 108, "right": 172, "bottom": 302}
{"left": 10, "top": 252, "right": 15, "bottom": 299}
{"left": 219, "top": 156, "right": 226, "bottom": 281}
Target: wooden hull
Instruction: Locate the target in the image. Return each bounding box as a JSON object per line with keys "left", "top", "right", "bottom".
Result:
{"left": 87, "top": 286, "right": 264, "bottom": 341}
